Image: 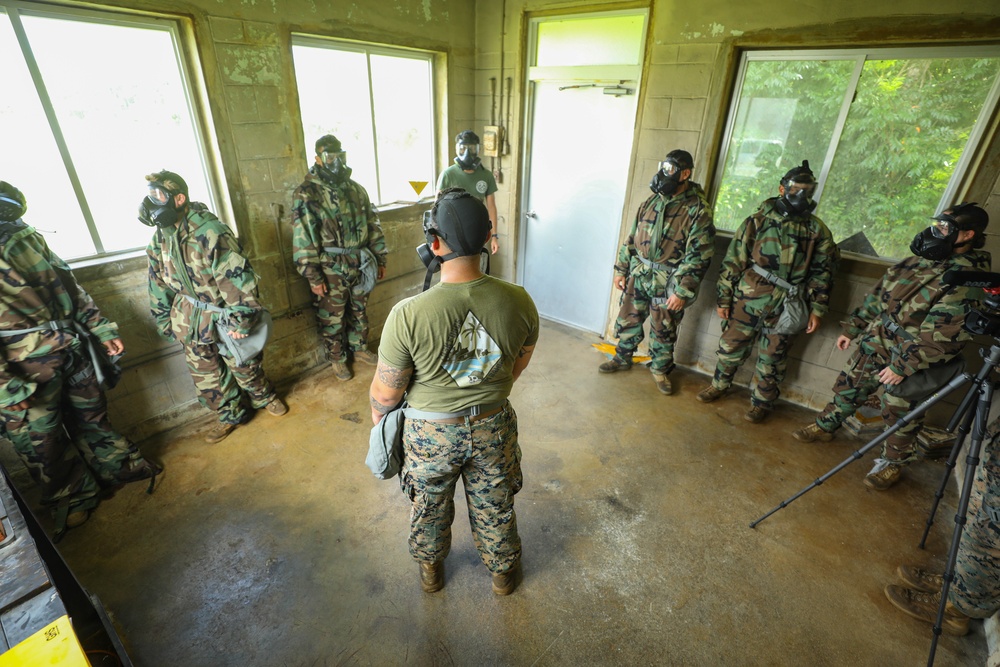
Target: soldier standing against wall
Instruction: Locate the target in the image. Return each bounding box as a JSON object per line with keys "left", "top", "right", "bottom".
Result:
{"left": 0, "top": 182, "right": 160, "bottom": 538}
{"left": 697, "top": 161, "right": 839, "bottom": 423}
{"left": 791, "top": 203, "right": 991, "bottom": 490}
{"left": 292, "top": 135, "right": 387, "bottom": 381}
{"left": 369, "top": 189, "right": 538, "bottom": 596}
{"left": 598, "top": 149, "right": 715, "bottom": 395}
{"left": 436, "top": 130, "right": 500, "bottom": 266}
{"left": 144, "top": 170, "right": 286, "bottom": 444}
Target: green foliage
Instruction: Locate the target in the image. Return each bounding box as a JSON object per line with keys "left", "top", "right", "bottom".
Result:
{"left": 715, "top": 56, "right": 999, "bottom": 259}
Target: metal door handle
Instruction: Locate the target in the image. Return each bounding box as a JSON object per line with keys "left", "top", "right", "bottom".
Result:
{"left": 525, "top": 211, "right": 537, "bottom": 219}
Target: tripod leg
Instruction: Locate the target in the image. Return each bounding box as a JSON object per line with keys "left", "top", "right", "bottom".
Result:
{"left": 750, "top": 372, "right": 970, "bottom": 528}
{"left": 919, "top": 407, "right": 976, "bottom": 549}
{"left": 926, "top": 379, "right": 992, "bottom": 667}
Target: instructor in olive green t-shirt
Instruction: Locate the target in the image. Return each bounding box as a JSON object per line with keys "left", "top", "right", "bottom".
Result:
{"left": 370, "top": 188, "right": 538, "bottom": 597}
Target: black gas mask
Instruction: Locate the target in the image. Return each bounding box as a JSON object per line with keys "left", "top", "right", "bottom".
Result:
{"left": 0, "top": 182, "right": 27, "bottom": 222}
{"left": 455, "top": 142, "right": 481, "bottom": 171}
{"left": 774, "top": 161, "right": 818, "bottom": 217}
{"left": 318, "top": 149, "right": 350, "bottom": 184}
{"left": 416, "top": 190, "right": 492, "bottom": 291}
{"left": 649, "top": 157, "right": 686, "bottom": 196}
{"left": 139, "top": 183, "right": 182, "bottom": 228}
{"left": 910, "top": 213, "right": 967, "bottom": 261}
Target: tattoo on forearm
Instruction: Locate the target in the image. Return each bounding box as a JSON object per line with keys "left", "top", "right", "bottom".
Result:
{"left": 377, "top": 361, "right": 412, "bottom": 389}
{"left": 370, "top": 395, "right": 396, "bottom": 415}
{"left": 518, "top": 347, "right": 530, "bottom": 358}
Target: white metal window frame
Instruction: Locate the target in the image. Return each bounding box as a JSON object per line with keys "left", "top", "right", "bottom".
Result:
{"left": 290, "top": 34, "right": 438, "bottom": 206}
{"left": 714, "top": 46, "right": 1000, "bottom": 219}
{"left": 525, "top": 9, "right": 648, "bottom": 84}
{"left": 1, "top": 1, "right": 222, "bottom": 263}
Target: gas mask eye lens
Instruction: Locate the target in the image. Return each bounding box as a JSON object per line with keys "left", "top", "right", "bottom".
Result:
{"left": 931, "top": 220, "right": 953, "bottom": 238}
{"left": 322, "top": 150, "right": 347, "bottom": 166}
{"left": 458, "top": 143, "right": 479, "bottom": 157}
{"left": 147, "top": 187, "right": 170, "bottom": 205}
{"left": 658, "top": 160, "right": 680, "bottom": 176}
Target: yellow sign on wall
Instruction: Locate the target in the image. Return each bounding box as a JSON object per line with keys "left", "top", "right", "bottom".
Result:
{"left": 0, "top": 615, "right": 89, "bottom": 667}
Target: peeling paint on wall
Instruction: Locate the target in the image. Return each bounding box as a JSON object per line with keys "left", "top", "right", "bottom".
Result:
{"left": 709, "top": 22, "right": 725, "bottom": 37}
{"left": 422, "top": 0, "right": 432, "bottom": 22}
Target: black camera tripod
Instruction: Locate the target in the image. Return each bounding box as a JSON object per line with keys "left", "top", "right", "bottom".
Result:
{"left": 750, "top": 341, "right": 1000, "bottom": 667}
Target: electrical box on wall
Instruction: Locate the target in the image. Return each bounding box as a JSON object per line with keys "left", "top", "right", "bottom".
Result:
{"left": 482, "top": 125, "right": 504, "bottom": 157}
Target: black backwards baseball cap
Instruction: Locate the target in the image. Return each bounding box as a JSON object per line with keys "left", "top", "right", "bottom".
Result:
{"left": 425, "top": 188, "right": 491, "bottom": 257}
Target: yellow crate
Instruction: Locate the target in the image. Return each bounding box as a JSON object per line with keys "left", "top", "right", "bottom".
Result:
{"left": 0, "top": 615, "right": 88, "bottom": 667}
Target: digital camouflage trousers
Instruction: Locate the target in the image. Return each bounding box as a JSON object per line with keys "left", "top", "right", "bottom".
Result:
{"left": 613, "top": 274, "right": 684, "bottom": 376}
{"left": 950, "top": 448, "right": 1000, "bottom": 618}
{"left": 184, "top": 341, "right": 276, "bottom": 425}
{"left": 0, "top": 349, "right": 145, "bottom": 515}
{"left": 400, "top": 403, "right": 522, "bottom": 575}
{"left": 815, "top": 349, "right": 921, "bottom": 462}
{"left": 711, "top": 297, "right": 794, "bottom": 408}
{"left": 315, "top": 265, "right": 371, "bottom": 362}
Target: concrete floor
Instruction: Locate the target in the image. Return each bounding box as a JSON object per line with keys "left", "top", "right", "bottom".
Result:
{"left": 8, "top": 320, "right": 988, "bottom": 666}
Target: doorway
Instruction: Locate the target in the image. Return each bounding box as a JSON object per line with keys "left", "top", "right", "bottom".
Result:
{"left": 519, "top": 11, "right": 647, "bottom": 333}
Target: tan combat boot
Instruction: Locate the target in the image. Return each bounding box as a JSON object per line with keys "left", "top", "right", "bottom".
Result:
{"left": 884, "top": 585, "right": 970, "bottom": 636}
{"left": 864, "top": 460, "right": 905, "bottom": 491}
{"left": 696, "top": 385, "right": 727, "bottom": 403}
{"left": 897, "top": 565, "right": 945, "bottom": 593}
{"left": 652, "top": 373, "right": 672, "bottom": 395}
{"left": 598, "top": 357, "right": 631, "bottom": 373}
{"left": 205, "top": 422, "right": 239, "bottom": 444}
{"left": 492, "top": 563, "right": 521, "bottom": 596}
{"left": 264, "top": 397, "right": 288, "bottom": 416}
{"left": 331, "top": 360, "right": 353, "bottom": 381}
{"left": 792, "top": 423, "right": 835, "bottom": 443}
{"left": 744, "top": 405, "right": 770, "bottom": 424}
{"left": 420, "top": 561, "right": 444, "bottom": 593}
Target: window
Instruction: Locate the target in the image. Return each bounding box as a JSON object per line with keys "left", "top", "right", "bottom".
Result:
{"left": 291, "top": 37, "right": 436, "bottom": 206}
{"left": 0, "top": 4, "right": 217, "bottom": 262}
{"left": 714, "top": 48, "right": 1000, "bottom": 259}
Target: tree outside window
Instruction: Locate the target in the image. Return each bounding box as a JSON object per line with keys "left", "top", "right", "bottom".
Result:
{"left": 714, "top": 49, "right": 1000, "bottom": 259}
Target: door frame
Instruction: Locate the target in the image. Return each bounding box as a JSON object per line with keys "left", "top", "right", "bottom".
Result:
{"left": 517, "top": 9, "right": 648, "bottom": 307}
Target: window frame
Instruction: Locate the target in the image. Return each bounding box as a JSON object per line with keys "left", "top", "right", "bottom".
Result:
{"left": 1, "top": 0, "right": 223, "bottom": 265}
{"left": 290, "top": 34, "right": 439, "bottom": 207}
{"left": 713, "top": 46, "right": 1000, "bottom": 246}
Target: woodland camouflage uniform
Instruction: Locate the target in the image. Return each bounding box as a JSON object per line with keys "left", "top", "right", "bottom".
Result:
{"left": 0, "top": 218, "right": 156, "bottom": 527}
{"left": 611, "top": 183, "right": 715, "bottom": 375}
{"left": 812, "top": 249, "right": 992, "bottom": 461}
{"left": 951, "top": 439, "right": 1000, "bottom": 618}
{"left": 711, "top": 197, "right": 839, "bottom": 408}
{"left": 147, "top": 202, "right": 277, "bottom": 425}
{"left": 292, "top": 167, "right": 387, "bottom": 362}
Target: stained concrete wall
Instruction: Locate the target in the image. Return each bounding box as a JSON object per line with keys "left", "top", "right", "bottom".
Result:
{"left": 472, "top": 0, "right": 1000, "bottom": 423}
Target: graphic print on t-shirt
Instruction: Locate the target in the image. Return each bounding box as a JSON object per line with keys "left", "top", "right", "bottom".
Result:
{"left": 476, "top": 180, "right": 488, "bottom": 194}
{"left": 442, "top": 311, "right": 501, "bottom": 387}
